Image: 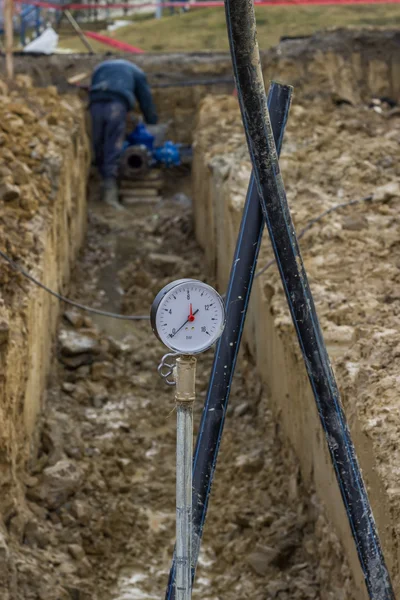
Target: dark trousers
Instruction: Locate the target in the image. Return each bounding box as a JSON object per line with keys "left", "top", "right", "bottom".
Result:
{"left": 89, "top": 100, "right": 127, "bottom": 180}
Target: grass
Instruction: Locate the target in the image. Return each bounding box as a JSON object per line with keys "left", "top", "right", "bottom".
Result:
{"left": 58, "top": 4, "right": 400, "bottom": 53}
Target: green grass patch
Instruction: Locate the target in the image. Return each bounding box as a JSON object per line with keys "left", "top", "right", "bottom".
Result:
{"left": 58, "top": 5, "right": 400, "bottom": 53}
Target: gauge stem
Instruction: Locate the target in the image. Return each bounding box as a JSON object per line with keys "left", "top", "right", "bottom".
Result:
{"left": 174, "top": 355, "right": 196, "bottom": 600}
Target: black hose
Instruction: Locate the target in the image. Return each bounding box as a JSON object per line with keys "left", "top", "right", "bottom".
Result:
{"left": 152, "top": 76, "right": 234, "bottom": 88}
{"left": 67, "top": 76, "right": 234, "bottom": 92}
{"left": 224, "top": 0, "right": 395, "bottom": 597}
{"left": 164, "top": 81, "right": 292, "bottom": 600}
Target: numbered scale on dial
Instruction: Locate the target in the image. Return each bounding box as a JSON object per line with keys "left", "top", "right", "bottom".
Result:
{"left": 151, "top": 279, "right": 226, "bottom": 354}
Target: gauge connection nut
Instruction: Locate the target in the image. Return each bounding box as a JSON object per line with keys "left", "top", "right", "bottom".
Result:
{"left": 175, "top": 356, "right": 197, "bottom": 404}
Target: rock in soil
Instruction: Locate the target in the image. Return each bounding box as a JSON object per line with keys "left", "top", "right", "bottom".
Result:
{"left": 59, "top": 330, "right": 100, "bottom": 356}
{"left": 27, "top": 460, "right": 84, "bottom": 509}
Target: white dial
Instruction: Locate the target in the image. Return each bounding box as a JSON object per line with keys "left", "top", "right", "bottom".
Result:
{"left": 151, "top": 279, "right": 225, "bottom": 354}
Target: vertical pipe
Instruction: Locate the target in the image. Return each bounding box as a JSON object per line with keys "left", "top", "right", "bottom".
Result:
{"left": 20, "top": 12, "right": 25, "bottom": 47}
{"left": 176, "top": 404, "right": 193, "bottom": 600}
{"left": 175, "top": 356, "right": 196, "bottom": 600}
{"left": 165, "top": 82, "right": 292, "bottom": 600}
{"left": 156, "top": 0, "right": 163, "bottom": 19}
{"left": 35, "top": 6, "right": 40, "bottom": 37}
{"left": 224, "top": 0, "right": 395, "bottom": 597}
{"left": 55, "top": 8, "right": 63, "bottom": 31}
{"left": 4, "top": 0, "right": 14, "bottom": 81}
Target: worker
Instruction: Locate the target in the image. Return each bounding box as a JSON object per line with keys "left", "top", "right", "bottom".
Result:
{"left": 89, "top": 59, "right": 158, "bottom": 209}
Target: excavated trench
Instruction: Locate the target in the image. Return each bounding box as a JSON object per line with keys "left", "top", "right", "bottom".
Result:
{"left": 0, "top": 78, "right": 352, "bottom": 600}
{"left": 15, "top": 174, "right": 350, "bottom": 600}
{"left": 0, "top": 26, "right": 400, "bottom": 600}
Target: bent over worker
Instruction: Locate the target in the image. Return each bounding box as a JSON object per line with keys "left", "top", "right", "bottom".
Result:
{"left": 89, "top": 59, "right": 158, "bottom": 209}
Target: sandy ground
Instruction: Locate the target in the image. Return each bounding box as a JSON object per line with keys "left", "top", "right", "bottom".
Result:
{"left": 4, "top": 171, "right": 352, "bottom": 600}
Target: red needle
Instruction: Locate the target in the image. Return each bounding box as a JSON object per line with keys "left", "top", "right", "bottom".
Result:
{"left": 188, "top": 303, "right": 195, "bottom": 322}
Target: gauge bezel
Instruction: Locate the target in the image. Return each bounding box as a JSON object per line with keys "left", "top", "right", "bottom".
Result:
{"left": 150, "top": 278, "right": 226, "bottom": 354}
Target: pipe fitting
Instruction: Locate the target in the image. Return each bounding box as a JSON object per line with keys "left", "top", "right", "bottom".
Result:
{"left": 120, "top": 144, "right": 151, "bottom": 178}
{"left": 174, "top": 355, "right": 196, "bottom": 404}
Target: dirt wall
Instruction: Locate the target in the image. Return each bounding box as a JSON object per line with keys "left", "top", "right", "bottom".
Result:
{"left": 192, "top": 93, "right": 400, "bottom": 599}
{"left": 0, "top": 76, "right": 90, "bottom": 532}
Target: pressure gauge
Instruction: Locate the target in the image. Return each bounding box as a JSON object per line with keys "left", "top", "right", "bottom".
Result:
{"left": 151, "top": 279, "right": 225, "bottom": 355}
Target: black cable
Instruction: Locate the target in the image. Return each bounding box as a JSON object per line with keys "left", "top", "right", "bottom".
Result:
{"left": 151, "top": 76, "right": 234, "bottom": 88}
{"left": 69, "top": 76, "right": 234, "bottom": 91}
{"left": 224, "top": 0, "right": 394, "bottom": 596}
{"left": 0, "top": 249, "right": 150, "bottom": 321}
{"left": 0, "top": 194, "right": 382, "bottom": 322}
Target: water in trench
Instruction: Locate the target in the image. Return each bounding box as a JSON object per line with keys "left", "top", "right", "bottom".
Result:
{"left": 13, "top": 170, "right": 351, "bottom": 600}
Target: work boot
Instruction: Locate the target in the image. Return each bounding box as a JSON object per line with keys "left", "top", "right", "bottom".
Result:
{"left": 101, "top": 178, "right": 123, "bottom": 211}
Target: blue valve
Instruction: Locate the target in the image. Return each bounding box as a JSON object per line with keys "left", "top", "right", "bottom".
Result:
{"left": 122, "top": 123, "right": 190, "bottom": 170}
{"left": 153, "top": 141, "right": 182, "bottom": 167}
{"left": 126, "top": 123, "right": 155, "bottom": 151}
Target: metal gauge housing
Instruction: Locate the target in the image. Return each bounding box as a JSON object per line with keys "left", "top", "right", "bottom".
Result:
{"left": 151, "top": 279, "right": 226, "bottom": 354}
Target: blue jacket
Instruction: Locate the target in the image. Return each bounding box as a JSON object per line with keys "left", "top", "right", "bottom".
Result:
{"left": 89, "top": 59, "right": 158, "bottom": 124}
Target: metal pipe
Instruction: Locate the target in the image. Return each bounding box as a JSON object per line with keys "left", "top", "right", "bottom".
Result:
{"left": 174, "top": 356, "right": 196, "bottom": 600}
{"left": 20, "top": 12, "right": 25, "bottom": 46}
{"left": 4, "top": 0, "right": 14, "bottom": 80}
{"left": 156, "top": 0, "right": 163, "bottom": 18}
{"left": 165, "top": 81, "right": 291, "bottom": 600}
{"left": 119, "top": 145, "right": 151, "bottom": 178}
{"left": 35, "top": 6, "right": 40, "bottom": 37}
{"left": 224, "top": 0, "right": 394, "bottom": 597}
{"left": 20, "top": 5, "right": 35, "bottom": 45}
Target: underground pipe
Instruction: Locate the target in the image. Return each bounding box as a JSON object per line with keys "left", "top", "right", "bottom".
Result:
{"left": 119, "top": 144, "right": 151, "bottom": 178}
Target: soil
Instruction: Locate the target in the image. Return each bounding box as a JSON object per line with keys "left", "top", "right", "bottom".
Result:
{"left": 6, "top": 27, "right": 400, "bottom": 121}
{"left": 4, "top": 172, "right": 351, "bottom": 600}
{"left": 1, "top": 28, "right": 399, "bottom": 599}
{"left": 0, "top": 76, "right": 83, "bottom": 293}
{"left": 252, "top": 94, "right": 400, "bottom": 539}
{"left": 0, "top": 73, "right": 88, "bottom": 566}
{"left": 194, "top": 90, "right": 400, "bottom": 591}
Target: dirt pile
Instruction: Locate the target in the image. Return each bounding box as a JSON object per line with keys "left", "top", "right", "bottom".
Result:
{"left": 0, "top": 75, "right": 84, "bottom": 293}
{"left": 193, "top": 92, "right": 400, "bottom": 595}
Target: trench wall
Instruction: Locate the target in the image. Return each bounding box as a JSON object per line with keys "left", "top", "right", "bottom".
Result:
{"left": 188, "top": 31, "right": 400, "bottom": 600}
{"left": 0, "top": 77, "right": 90, "bottom": 519}
{"left": 192, "top": 85, "right": 400, "bottom": 599}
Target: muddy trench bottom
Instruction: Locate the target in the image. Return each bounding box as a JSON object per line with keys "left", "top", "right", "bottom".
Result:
{"left": 12, "top": 172, "right": 350, "bottom": 600}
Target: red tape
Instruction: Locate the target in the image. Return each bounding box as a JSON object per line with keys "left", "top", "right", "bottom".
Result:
{"left": 83, "top": 30, "right": 144, "bottom": 52}
{"left": 13, "top": 0, "right": 400, "bottom": 8}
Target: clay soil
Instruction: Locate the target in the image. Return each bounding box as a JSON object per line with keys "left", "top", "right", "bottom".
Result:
{"left": 4, "top": 171, "right": 353, "bottom": 600}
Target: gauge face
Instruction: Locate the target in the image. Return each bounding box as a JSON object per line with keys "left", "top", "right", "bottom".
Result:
{"left": 151, "top": 279, "right": 225, "bottom": 354}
